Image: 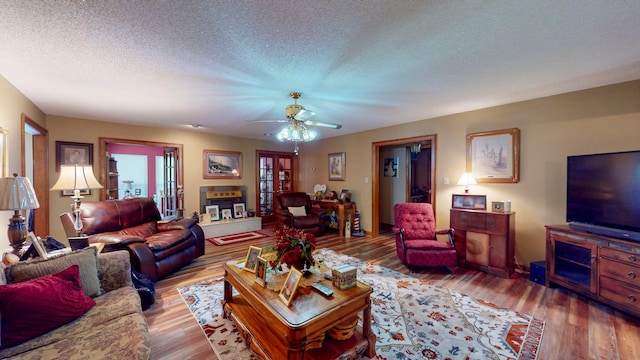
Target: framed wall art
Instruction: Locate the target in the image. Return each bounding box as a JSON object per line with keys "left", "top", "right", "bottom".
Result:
{"left": 328, "top": 152, "right": 345, "bottom": 181}
{"left": 203, "top": 150, "right": 242, "bottom": 179}
{"left": 383, "top": 157, "right": 398, "bottom": 177}
{"left": 452, "top": 194, "right": 487, "bottom": 210}
{"left": 0, "top": 128, "right": 7, "bottom": 177}
{"left": 466, "top": 128, "right": 520, "bottom": 183}
{"left": 56, "top": 141, "right": 93, "bottom": 172}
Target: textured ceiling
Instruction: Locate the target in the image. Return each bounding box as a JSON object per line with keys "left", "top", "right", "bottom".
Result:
{"left": 1, "top": 1, "right": 639, "bottom": 140}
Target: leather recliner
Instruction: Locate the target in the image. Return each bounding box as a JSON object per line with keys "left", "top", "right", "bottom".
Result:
{"left": 274, "top": 192, "right": 325, "bottom": 236}
{"left": 60, "top": 197, "right": 205, "bottom": 281}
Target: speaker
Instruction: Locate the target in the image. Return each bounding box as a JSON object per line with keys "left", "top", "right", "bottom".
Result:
{"left": 529, "top": 261, "right": 546, "bottom": 285}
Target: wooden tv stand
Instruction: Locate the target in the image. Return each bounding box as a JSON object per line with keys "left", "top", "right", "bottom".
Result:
{"left": 546, "top": 225, "right": 640, "bottom": 318}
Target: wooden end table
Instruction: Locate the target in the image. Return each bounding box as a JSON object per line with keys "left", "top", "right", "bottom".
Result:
{"left": 311, "top": 200, "right": 356, "bottom": 236}
{"left": 222, "top": 260, "right": 376, "bottom": 359}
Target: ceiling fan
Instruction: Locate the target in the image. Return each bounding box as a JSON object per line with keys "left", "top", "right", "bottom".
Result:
{"left": 248, "top": 92, "right": 342, "bottom": 154}
{"left": 250, "top": 91, "right": 342, "bottom": 132}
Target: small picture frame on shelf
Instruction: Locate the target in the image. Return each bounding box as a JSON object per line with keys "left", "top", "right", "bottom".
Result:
{"left": 205, "top": 205, "right": 220, "bottom": 221}
{"left": 243, "top": 246, "right": 263, "bottom": 273}
{"left": 279, "top": 267, "right": 303, "bottom": 306}
{"left": 255, "top": 256, "right": 267, "bottom": 287}
{"left": 221, "top": 209, "right": 233, "bottom": 220}
{"left": 233, "top": 203, "right": 246, "bottom": 218}
{"left": 199, "top": 212, "right": 212, "bottom": 224}
{"left": 452, "top": 194, "right": 487, "bottom": 210}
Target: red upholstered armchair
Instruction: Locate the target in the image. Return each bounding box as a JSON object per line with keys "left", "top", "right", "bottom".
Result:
{"left": 392, "top": 202, "right": 456, "bottom": 270}
{"left": 274, "top": 192, "right": 325, "bottom": 236}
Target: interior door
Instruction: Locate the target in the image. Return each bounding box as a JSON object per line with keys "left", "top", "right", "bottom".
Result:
{"left": 163, "top": 148, "right": 177, "bottom": 219}
{"left": 257, "top": 151, "right": 295, "bottom": 223}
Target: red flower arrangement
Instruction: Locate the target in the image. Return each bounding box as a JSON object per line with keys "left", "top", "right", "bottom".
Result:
{"left": 267, "top": 226, "right": 317, "bottom": 272}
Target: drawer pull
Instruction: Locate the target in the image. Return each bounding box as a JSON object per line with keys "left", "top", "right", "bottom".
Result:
{"left": 629, "top": 255, "right": 637, "bottom": 262}
{"left": 629, "top": 272, "right": 637, "bottom": 279}
{"left": 628, "top": 295, "right": 637, "bottom": 302}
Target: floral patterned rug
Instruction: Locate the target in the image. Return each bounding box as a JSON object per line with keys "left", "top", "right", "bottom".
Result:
{"left": 177, "top": 249, "right": 544, "bottom": 360}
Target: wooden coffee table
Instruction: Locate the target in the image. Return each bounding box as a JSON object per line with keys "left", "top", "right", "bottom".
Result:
{"left": 222, "top": 260, "right": 376, "bottom": 359}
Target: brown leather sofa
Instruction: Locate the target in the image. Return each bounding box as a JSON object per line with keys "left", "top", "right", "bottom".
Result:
{"left": 274, "top": 192, "right": 325, "bottom": 236}
{"left": 61, "top": 197, "right": 204, "bottom": 281}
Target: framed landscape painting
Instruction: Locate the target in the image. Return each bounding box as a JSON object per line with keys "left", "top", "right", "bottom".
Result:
{"left": 203, "top": 150, "right": 242, "bottom": 179}
{"left": 466, "top": 128, "right": 520, "bottom": 183}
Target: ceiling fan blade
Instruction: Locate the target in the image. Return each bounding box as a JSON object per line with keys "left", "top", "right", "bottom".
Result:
{"left": 245, "top": 119, "right": 289, "bottom": 124}
{"left": 293, "top": 109, "right": 315, "bottom": 121}
{"left": 303, "top": 120, "right": 342, "bottom": 129}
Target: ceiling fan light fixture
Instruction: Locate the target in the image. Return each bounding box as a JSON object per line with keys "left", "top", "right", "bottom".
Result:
{"left": 276, "top": 122, "right": 317, "bottom": 143}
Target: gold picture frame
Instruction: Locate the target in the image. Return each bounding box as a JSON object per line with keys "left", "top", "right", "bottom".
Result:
{"left": 466, "top": 128, "right": 520, "bottom": 183}
{"left": 0, "top": 128, "right": 7, "bottom": 177}
{"left": 243, "top": 246, "right": 262, "bottom": 273}
{"left": 328, "top": 152, "right": 345, "bottom": 181}
{"left": 279, "top": 267, "right": 303, "bottom": 306}
{"left": 203, "top": 150, "right": 242, "bottom": 179}
{"left": 255, "top": 256, "right": 267, "bottom": 287}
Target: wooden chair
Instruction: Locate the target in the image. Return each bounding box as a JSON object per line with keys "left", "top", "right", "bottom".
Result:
{"left": 392, "top": 202, "right": 456, "bottom": 270}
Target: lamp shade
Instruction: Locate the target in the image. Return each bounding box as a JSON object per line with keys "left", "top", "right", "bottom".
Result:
{"left": 0, "top": 175, "right": 40, "bottom": 210}
{"left": 50, "top": 165, "right": 104, "bottom": 191}
{"left": 457, "top": 172, "right": 477, "bottom": 187}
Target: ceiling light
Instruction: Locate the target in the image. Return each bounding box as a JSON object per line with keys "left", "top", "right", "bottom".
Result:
{"left": 275, "top": 121, "right": 317, "bottom": 142}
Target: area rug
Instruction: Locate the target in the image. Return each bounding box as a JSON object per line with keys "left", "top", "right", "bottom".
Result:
{"left": 206, "top": 231, "right": 269, "bottom": 246}
{"left": 178, "top": 249, "right": 544, "bottom": 360}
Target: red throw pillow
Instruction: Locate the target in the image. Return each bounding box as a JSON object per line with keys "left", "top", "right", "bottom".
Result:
{"left": 0, "top": 265, "right": 96, "bottom": 348}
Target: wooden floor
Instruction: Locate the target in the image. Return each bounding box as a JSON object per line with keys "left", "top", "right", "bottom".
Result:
{"left": 144, "top": 226, "right": 640, "bottom": 360}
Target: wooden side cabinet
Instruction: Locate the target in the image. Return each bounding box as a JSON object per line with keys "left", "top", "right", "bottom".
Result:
{"left": 450, "top": 209, "right": 515, "bottom": 278}
{"left": 546, "top": 225, "right": 640, "bottom": 318}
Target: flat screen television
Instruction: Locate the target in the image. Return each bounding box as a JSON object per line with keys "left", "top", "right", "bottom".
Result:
{"left": 567, "top": 150, "right": 640, "bottom": 242}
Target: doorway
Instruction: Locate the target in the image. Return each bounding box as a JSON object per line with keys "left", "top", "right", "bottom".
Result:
{"left": 22, "top": 114, "right": 48, "bottom": 237}
{"left": 372, "top": 134, "right": 437, "bottom": 237}
{"left": 99, "top": 138, "right": 183, "bottom": 219}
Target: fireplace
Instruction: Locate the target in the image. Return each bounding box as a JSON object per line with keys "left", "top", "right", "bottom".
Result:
{"left": 199, "top": 185, "right": 247, "bottom": 215}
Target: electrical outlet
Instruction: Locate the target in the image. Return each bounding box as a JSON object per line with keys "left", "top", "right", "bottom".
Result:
{"left": 443, "top": 177, "right": 449, "bottom": 185}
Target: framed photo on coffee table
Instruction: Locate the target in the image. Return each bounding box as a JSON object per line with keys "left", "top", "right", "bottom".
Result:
{"left": 243, "top": 246, "right": 262, "bottom": 273}
{"left": 279, "top": 267, "right": 303, "bottom": 306}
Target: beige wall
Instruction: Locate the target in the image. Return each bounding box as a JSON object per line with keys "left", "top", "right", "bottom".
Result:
{"left": 0, "top": 75, "right": 46, "bottom": 250}
{"left": 45, "top": 116, "right": 293, "bottom": 241}
{"left": 2, "top": 73, "right": 639, "bottom": 268}
{"left": 297, "top": 80, "right": 640, "bottom": 266}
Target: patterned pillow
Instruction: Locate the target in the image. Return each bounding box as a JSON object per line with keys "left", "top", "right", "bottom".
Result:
{"left": 0, "top": 265, "right": 96, "bottom": 348}
{"left": 5, "top": 246, "right": 102, "bottom": 297}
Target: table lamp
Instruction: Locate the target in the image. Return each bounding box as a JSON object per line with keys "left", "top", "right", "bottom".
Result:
{"left": 50, "top": 164, "right": 103, "bottom": 237}
{"left": 457, "top": 172, "right": 477, "bottom": 193}
{"left": 0, "top": 174, "right": 40, "bottom": 254}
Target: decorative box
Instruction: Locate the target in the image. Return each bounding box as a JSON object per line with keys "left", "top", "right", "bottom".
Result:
{"left": 332, "top": 264, "right": 357, "bottom": 290}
